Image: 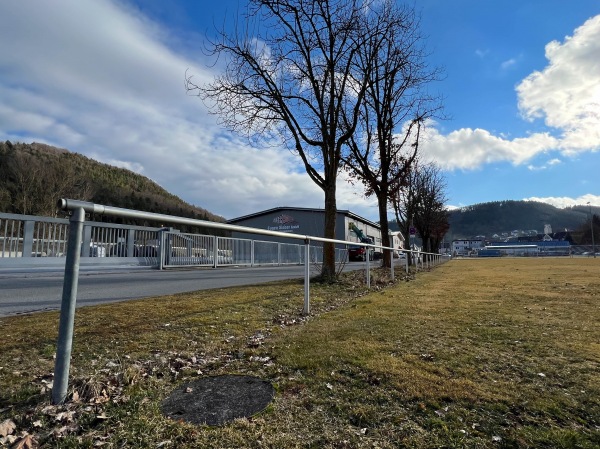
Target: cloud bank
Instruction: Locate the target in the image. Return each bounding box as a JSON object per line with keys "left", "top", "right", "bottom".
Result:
{"left": 1, "top": 1, "right": 598, "bottom": 219}
{"left": 0, "top": 0, "right": 331, "bottom": 218}
{"left": 524, "top": 194, "right": 600, "bottom": 209}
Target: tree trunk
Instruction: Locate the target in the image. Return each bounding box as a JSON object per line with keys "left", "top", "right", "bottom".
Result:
{"left": 402, "top": 227, "right": 412, "bottom": 267}
{"left": 376, "top": 192, "right": 392, "bottom": 268}
{"left": 321, "top": 182, "right": 338, "bottom": 282}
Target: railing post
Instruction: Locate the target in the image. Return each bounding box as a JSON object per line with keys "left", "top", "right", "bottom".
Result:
{"left": 82, "top": 225, "right": 92, "bottom": 257}
{"left": 23, "top": 220, "right": 35, "bottom": 257}
{"left": 213, "top": 235, "right": 218, "bottom": 268}
{"left": 303, "top": 239, "right": 310, "bottom": 315}
{"left": 127, "top": 229, "right": 135, "bottom": 257}
{"left": 158, "top": 230, "right": 165, "bottom": 270}
{"left": 366, "top": 246, "right": 371, "bottom": 289}
{"left": 52, "top": 207, "right": 85, "bottom": 405}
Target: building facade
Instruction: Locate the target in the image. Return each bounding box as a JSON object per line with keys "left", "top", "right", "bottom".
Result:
{"left": 451, "top": 239, "right": 484, "bottom": 256}
{"left": 228, "top": 207, "right": 384, "bottom": 247}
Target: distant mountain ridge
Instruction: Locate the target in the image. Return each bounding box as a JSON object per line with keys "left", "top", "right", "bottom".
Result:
{"left": 447, "top": 200, "right": 597, "bottom": 240}
{"left": 0, "top": 141, "right": 224, "bottom": 228}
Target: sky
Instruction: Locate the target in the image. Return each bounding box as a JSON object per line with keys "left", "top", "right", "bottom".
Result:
{"left": 1, "top": 0, "right": 599, "bottom": 222}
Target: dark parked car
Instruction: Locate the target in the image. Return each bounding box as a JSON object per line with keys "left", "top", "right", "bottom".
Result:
{"left": 348, "top": 245, "right": 374, "bottom": 261}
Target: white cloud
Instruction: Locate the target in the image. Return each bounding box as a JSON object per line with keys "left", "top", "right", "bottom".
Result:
{"left": 419, "top": 122, "right": 558, "bottom": 170}
{"left": 526, "top": 157, "right": 563, "bottom": 171}
{"left": 0, "top": 0, "right": 350, "bottom": 220}
{"left": 517, "top": 15, "right": 600, "bottom": 154}
{"left": 422, "top": 14, "right": 600, "bottom": 171}
{"left": 500, "top": 58, "right": 517, "bottom": 70}
{"left": 524, "top": 194, "right": 600, "bottom": 208}
{"left": 527, "top": 164, "right": 545, "bottom": 171}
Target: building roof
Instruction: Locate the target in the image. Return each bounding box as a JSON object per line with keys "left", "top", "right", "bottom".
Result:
{"left": 227, "top": 206, "right": 381, "bottom": 229}
{"left": 488, "top": 240, "right": 570, "bottom": 247}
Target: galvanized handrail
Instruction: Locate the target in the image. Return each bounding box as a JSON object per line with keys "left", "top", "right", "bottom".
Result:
{"left": 52, "top": 199, "right": 446, "bottom": 404}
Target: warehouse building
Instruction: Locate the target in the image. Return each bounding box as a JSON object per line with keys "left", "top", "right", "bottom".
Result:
{"left": 227, "top": 207, "right": 384, "bottom": 247}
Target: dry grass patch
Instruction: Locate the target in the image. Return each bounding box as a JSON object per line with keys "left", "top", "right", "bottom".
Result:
{"left": 1, "top": 259, "right": 599, "bottom": 448}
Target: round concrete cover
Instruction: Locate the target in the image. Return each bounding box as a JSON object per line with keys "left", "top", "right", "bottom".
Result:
{"left": 161, "top": 375, "right": 275, "bottom": 426}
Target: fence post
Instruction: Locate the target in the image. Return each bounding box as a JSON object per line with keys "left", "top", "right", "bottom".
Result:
{"left": 23, "top": 220, "right": 35, "bottom": 257}
{"left": 213, "top": 235, "right": 218, "bottom": 268}
{"left": 158, "top": 230, "right": 165, "bottom": 270}
{"left": 82, "top": 224, "right": 92, "bottom": 256}
{"left": 52, "top": 207, "right": 85, "bottom": 405}
{"left": 366, "top": 246, "right": 371, "bottom": 289}
{"left": 390, "top": 249, "right": 394, "bottom": 281}
{"left": 127, "top": 229, "right": 135, "bottom": 257}
{"left": 303, "top": 239, "right": 310, "bottom": 315}
{"left": 405, "top": 251, "right": 409, "bottom": 274}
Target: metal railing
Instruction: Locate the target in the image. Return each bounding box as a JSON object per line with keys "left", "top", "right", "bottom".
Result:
{"left": 45, "top": 199, "right": 446, "bottom": 405}
{"left": 0, "top": 212, "right": 160, "bottom": 263}
{"left": 1, "top": 213, "right": 352, "bottom": 267}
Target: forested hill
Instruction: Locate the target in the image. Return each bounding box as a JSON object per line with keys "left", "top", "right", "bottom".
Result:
{"left": 0, "top": 141, "right": 224, "bottom": 226}
{"left": 447, "top": 200, "right": 595, "bottom": 240}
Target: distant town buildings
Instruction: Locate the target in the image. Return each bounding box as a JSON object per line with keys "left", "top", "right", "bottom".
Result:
{"left": 451, "top": 224, "right": 573, "bottom": 257}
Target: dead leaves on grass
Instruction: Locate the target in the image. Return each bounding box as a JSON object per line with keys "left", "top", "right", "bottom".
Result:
{"left": 2, "top": 268, "right": 408, "bottom": 447}
{"left": 0, "top": 419, "right": 38, "bottom": 448}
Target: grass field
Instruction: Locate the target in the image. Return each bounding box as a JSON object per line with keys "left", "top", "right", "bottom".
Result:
{"left": 1, "top": 258, "right": 599, "bottom": 448}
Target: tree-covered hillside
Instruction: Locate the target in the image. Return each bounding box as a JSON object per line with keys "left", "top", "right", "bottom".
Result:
{"left": 447, "top": 200, "right": 596, "bottom": 240}
{"left": 0, "top": 141, "right": 224, "bottom": 229}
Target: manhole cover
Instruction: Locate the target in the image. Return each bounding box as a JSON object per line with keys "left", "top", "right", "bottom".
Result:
{"left": 161, "top": 375, "right": 275, "bottom": 426}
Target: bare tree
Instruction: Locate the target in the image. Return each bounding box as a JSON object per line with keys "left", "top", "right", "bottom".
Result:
{"left": 38, "top": 156, "right": 95, "bottom": 217}
{"left": 342, "top": 0, "right": 442, "bottom": 267}
{"left": 411, "top": 163, "right": 449, "bottom": 253}
{"left": 187, "top": 0, "right": 376, "bottom": 281}
{"left": 391, "top": 162, "right": 418, "bottom": 264}
{"left": 9, "top": 151, "right": 44, "bottom": 215}
{"left": 391, "top": 161, "right": 449, "bottom": 260}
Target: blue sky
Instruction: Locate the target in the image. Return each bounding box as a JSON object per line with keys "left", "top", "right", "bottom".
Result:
{"left": 1, "top": 0, "right": 599, "bottom": 221}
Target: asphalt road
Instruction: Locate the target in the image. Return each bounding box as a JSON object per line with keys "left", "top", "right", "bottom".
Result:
{"left": 0, "top": 264, "right": 354, "bottom": 317}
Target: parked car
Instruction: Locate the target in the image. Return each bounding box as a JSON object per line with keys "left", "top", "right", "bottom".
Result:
{"left": 89, "top": 242, "right": 106, "bottom": 257}
{"left": 394, "top": 251, "right": 406, "bottom": 259}
{"left": 348, "top": 245, "right": 373, "bottom": 261}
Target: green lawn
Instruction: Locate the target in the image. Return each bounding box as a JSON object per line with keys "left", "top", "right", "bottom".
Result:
{"left": 1, "top": 258, "right": 599, "bottom": 448}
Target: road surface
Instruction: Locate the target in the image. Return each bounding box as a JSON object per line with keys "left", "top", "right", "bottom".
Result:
{"left": 0, "top": 263, "right": 377, "bottom": 317}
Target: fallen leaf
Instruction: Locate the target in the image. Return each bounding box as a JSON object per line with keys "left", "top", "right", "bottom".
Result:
{"left": 11, "top": 434, "right": 38, "bottom": 449}
{"left": 55, "top": 411, "right": 75, "bottom": 423}
{"left": 0, "top": 419, "right": 16, "bottom": 437}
